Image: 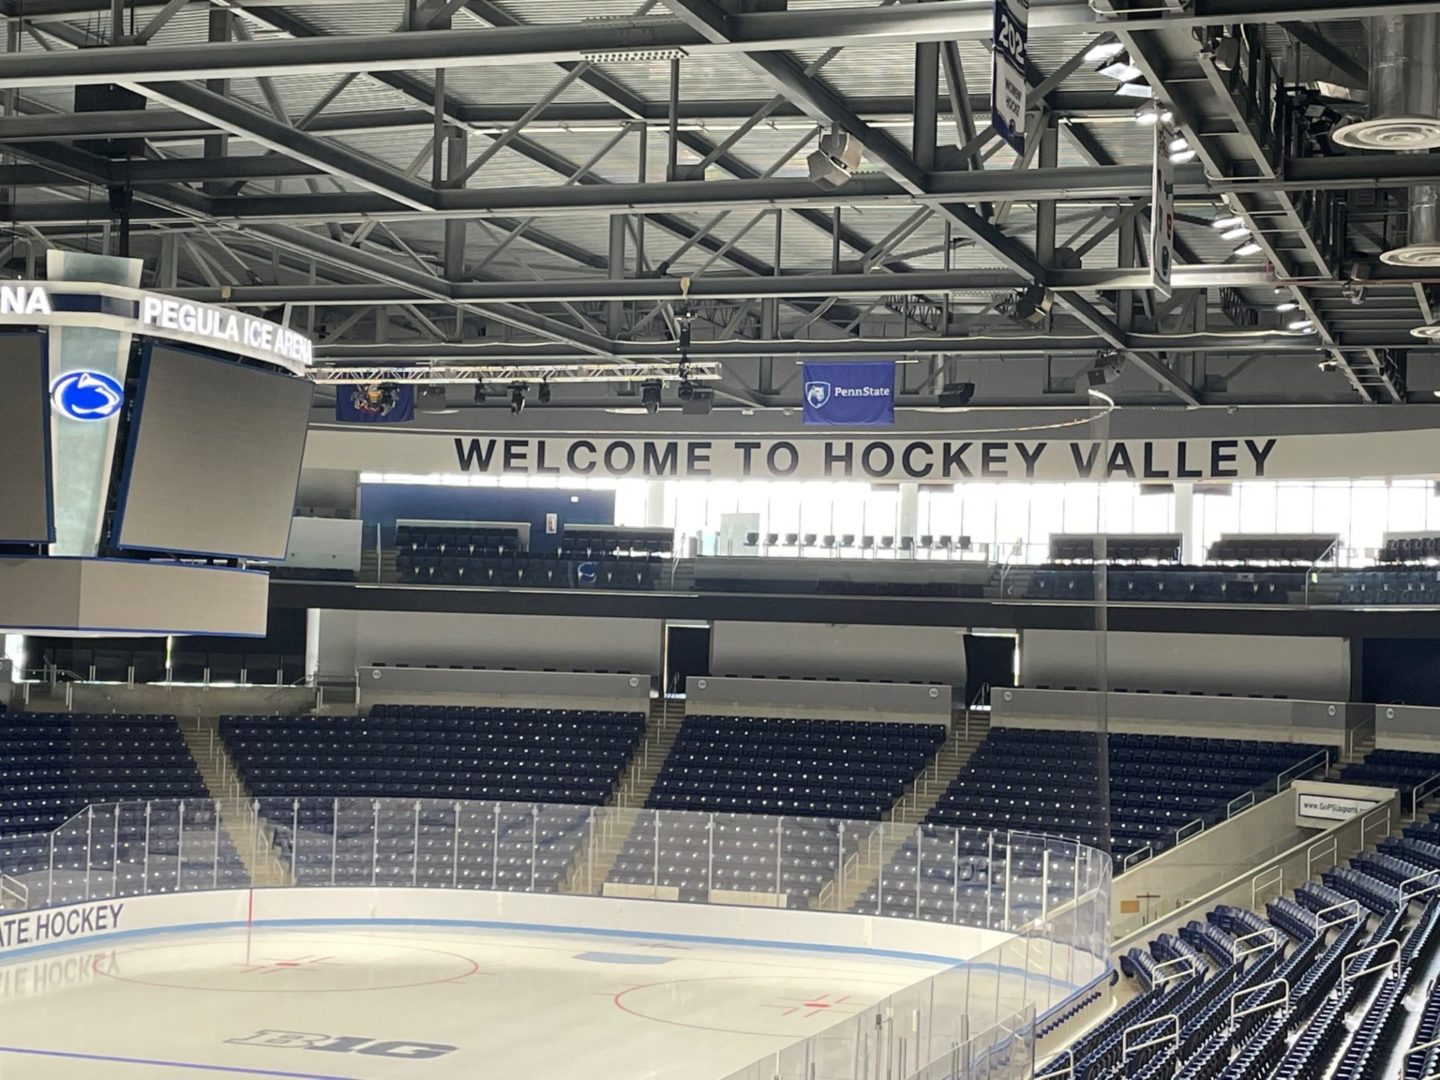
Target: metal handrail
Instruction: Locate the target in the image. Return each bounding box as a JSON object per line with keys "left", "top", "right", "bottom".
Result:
{"left": 1403, "top": 1037, "right": 1440, "bottom": 1080}
{"left": 1230, "top": 977, "right": 1289, "bottom": 1028}
{"left": 1315, "top": 898, "right": 1363, "bottom": 932}
{"left": 1401, "top": 866, "right": 1440, "bottom": 905}
{"left": 1227, "top": 791, "right": 1256, "bottom": 819}
{"left": 1275, "top": 748, "right": 1332, "bottom": 794}
{"left": 1235, "top": 926, "right": 1280, "bottom": 961}
{"left": 1341, "top": 938, "right": 1400, "bottom": 986}
{"left": 1413, "top": 770, "right": 1440, "bottom": 820}
{"left": 1122, "top": 1014, "right": 1178, "bottom": 1063}
{"left": 1174, "top": 818, "right": 1206, "bottom": 845}
{"left": 1361, "top": 806, "right": 1393, "bottom": 848}
{"left": 0, "top": 872, "right": 28, "bottom": 910}
{"left": 1121, "top": 845, "right": 1154, "bottom": 873}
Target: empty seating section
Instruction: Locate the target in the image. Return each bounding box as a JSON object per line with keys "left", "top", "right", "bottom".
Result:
{"left": 601, "top": 716, "right": 943, "bottom": 907}
{"left": 394, "top": 522, "right": 665, "bottom": 589}
{"left": 272, "top": 797, "right": 589, "bottom": 892}
{"left": 1041, "top": 832, "right": 1440, "bottom": 1080}
{"left": 221, "top": 704, "right": 644, "bottom": 809}
{"left": 0, "top": 713, "right": 206, "bottom": 836}
{"left": 1380, "top": 534, "right": 1440, "bottom": 563}
{"left": 925, "top": 728, "right": 1327, "bottom": 864}
{"left": 605, "top": 810, "right": 862, "bottom": 908}
{"left": 1048, "top": 534, "right": 1182, "bottom": 563}
{"left": 1342, "top": 748, "right": 1440, "bottom": 806}
{"left": 220, "top": 704, "right": 643, "bottom": 894}
{"left": 849, "top": 829, "right": 1080, "bottom": 925}
{"left": 648, "top": 715, "right": 945, "bottom": 819}
{"left": 1207, "top": 534, "right": 1339, "bottom": 565}
{"left": 559, "top": 526, "right": 672, "bottom": 558}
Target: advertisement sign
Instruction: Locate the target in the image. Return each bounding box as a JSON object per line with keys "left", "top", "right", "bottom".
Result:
{"left": 802, "top": 361, "right": 895, "bottom": 427}
{"left": 1297, "top": 792, "right": 1380, "bottom": 822}
{"left": 991, "top": 0, "right": 1030, "bottom": 155}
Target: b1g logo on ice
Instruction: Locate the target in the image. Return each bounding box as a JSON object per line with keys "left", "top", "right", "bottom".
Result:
{"left": 226, "top": 1030, "right": 458, "bottom": 1060}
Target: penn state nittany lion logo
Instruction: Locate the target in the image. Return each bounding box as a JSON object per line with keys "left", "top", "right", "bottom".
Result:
{"left": 805, "top": 381, "right": 832, "bottom": 409}
{"left": 51, "top": 370, "right": 124, "bottom": 421}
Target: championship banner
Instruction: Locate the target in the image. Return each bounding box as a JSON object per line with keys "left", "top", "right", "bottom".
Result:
{"left": 991, "top": 0, "right": 1029, "bottom": 155}
{"left": 336, "top": 383, "right": 414, "bottom": 424}
{"left": 802, "top": 361, "right": 895, "bottom": 427}
{"left": 1150, "top": 123, "right": 1177, "bottom": 300}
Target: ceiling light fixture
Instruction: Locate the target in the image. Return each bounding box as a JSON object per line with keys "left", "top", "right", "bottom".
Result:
{"left": 1234, "top": 241, "right": 1262, "bottom": 257}
{"left": 1086, "top": 40, "right": 1126, "bottom": 64}
{"left": 1169, "top": 147, "right": 1198, "bottom": 163}
{"left": 1289, "top": 319, "right": 1315, "bottom": 332}
{"left": 1212, "top": 216, "right": 1245, "bottom": 230}
{"left": 1114, "top": 82, "right": 1155, "bottom": 99}
{"left": 1133, "top": 101, "right": 1171, "bottom": 126}
{"left": 1222, "top": 226, "right": 1250, "bottom": 241}
{"left": 1276, "top": 301, "right": 1299, "bottom": 313}
{"left": 509, "top": 383, "right": 527, "bottom": 415}
{"left": 1097, "top": 53, "right": 1144, "bottom": 83}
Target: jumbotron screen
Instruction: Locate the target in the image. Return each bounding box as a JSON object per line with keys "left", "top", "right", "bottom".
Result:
{"left": 114, "top": 345, "right": 313, "bottom": 560}
{"left": 0, "top": 332, "right": 51, "bottom": 543}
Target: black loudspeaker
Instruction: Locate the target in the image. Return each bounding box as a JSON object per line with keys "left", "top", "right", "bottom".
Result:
{"left": 75, "top": 83, "right": 147, "bottom": 158}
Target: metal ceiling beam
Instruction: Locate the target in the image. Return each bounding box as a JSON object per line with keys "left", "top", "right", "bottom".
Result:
{"left": 130, "top": 81, "right": 435, "bottom": 210}
{"left": 7, "top": 0, "right": 1440, "bottom": 47}
{"left": 167, "top": 264, "right": 1277, "bottom": 306}
{"left": 312, "top": 334, "right": 1330, "bottom": 361}
{"left": 13, "top": 152, "right": 1440, "bottom": 222}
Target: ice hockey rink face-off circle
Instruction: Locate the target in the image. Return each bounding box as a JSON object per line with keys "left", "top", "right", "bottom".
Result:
{"left": 0, "top": 924, "right": 958, "bottom": 1079}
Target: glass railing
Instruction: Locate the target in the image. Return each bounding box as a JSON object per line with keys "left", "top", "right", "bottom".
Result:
{"left": 4, "top": 798, "right": 1112, "bottom": 1080}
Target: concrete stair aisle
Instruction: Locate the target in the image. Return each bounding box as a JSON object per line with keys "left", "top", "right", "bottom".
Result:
{"left": 561, "top": 697, "right": 684, "bottom": 896}
{"left": 823, "top": 712, "right": 991, "bottom": 913}
{"left": 178, "top": 717, "right": 290, "bottom": 888}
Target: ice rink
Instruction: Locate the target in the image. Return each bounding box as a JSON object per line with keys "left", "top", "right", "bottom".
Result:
{"left": 0, "top": 924, "right": 954, "bottom": 1079}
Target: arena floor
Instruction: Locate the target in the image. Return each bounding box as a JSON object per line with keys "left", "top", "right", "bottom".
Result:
{"left": 0, "top": 924, "right": 955, "bottom": 1079}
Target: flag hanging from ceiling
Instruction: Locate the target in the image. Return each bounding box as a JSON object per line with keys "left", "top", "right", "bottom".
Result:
{"left": 801, "top": 361, "right": 896, "bottom": 427}
{"left": 335, "top": 382, "right": 414, "bottom": 423}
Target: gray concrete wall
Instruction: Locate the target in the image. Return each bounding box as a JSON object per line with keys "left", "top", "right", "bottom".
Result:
{"left": 686, "top": 676, "right": 951, "bottom": 724}
{"left": 309, "top": 610, "right": 663, "bottom": 680}
{"left": 711, "top": 621, "right": 967, "bottom": 684}
{"left": 1020, "top": 629, "right": 1350, "bottom": 701}
{"left": 993, "top": 687, "right": 1357, "bottom": 748}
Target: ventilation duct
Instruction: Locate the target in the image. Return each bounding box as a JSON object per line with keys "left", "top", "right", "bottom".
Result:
{"left": 1333, "top": 15, "right": 1440, "bottom": 267}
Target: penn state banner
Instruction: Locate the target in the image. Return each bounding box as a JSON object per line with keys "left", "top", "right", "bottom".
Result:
{"left": 802, "top": 361, "right": 895, "bottom": 427}
{"left": 336, "top": 383, "right": 414, "bottom": 424}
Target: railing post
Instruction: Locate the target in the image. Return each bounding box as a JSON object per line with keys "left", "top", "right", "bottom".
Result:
{"left": 915, "top": 825, "right": 923, "bottom": 919}
{"left": 708, "top": 813, "right": 716, "bottom": 902}
{"left": 370, "top": 800, "right": 380, "bottom": 886}
{"left": 452, "top": 803, "right": 461, "bottom": 890}
{"left": 952, "top": 829, "right": 961, "bottom": 925}
{"left": 141, "top": 803, "right": 150, "bottom": 898}
{"left": 1003, "top": 835, "right": 1013, "bottom": 931}
{"left": 83, "top": 805, "right": 94, "bottom": 901}
{"left": 291, "top": 799, "right": 300, "bottom": 886}
{"left": 530, "top": 804, "right": 539, "bottom": 893}
{"left": 836, "top": 820, "right": 845, "bottom": 912}
{"left": 177, "top": 800, "right": 187, "bottom": 893}
{"left": 986, "top": 831, "right": 996, "bottom": 930}
{"left": 251, "top": 799, "right": 261, "bottom": 888}
{"left": 111, "top": 805, "right": 120, "bottom": 893}
{"left": 492, "top": 804, "right": 500, "bottom": 889}
{"left": 212, "top": 803, "right": 221, "bottom": 890}
{"left": 775, "top": 816, "right": 783, "bottom": 902}
{"left": 330, "top": 797, "right": 338, "bottom": 886}
{"left": 652, "top": 810, "right": 660, "bottom": 891}
{"left": 877, "top": 820, "right": 886, "bottom": 915}
{"left": 414, "top": 800, "right": 422, "bottom": 888}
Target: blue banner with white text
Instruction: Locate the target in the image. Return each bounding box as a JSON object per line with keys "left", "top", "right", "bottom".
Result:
{"left": 336, "top": 383, "right": 414, "bottom": 423}
{"left": 802, "top": 361, "right": 895, "bottom": 427}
